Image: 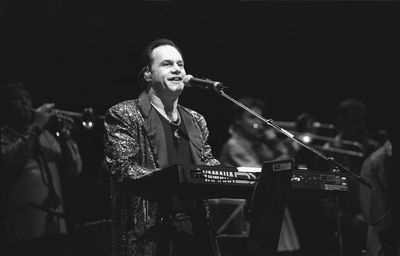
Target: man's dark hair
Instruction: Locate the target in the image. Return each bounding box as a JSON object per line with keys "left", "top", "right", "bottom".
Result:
{"left": 0, "top": 81, "right": 27, "bottom": 102}
{"left": 0, "top": 81, "right": 30, "bottom": 125}
{"left": 141, "top": 38, "right": 183, "bottom": 68}
{"left": 338, "top": 98, "right": 366, "bottom": 120}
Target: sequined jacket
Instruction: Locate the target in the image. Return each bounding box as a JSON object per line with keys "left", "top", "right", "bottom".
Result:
{"left": 104, "top": 91, "right": 221, "bottom": 256}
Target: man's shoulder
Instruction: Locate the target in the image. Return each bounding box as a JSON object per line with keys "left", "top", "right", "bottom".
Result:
{"left": 369, "top": 141, "right": 391, "bottom": 164}
{"left": 105, "top": 99, "right": 142, "bottom": 123}
{"left": 107, "top": 99, "right": 139, "bottom": 113}
{"left": 179, "top": 105, "right": 203, "bottom": 119}
{"left": 225, "top": 134, "right": 251, "bottom": 150}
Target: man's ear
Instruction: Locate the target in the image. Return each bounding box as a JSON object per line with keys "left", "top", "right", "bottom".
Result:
{"left": 143, "top": 66, "right": 151, "bottom": 82}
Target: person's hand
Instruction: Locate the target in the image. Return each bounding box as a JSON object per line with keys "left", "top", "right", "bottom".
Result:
{"left": 33, "top": 103, "right": 56, "bottom": 128}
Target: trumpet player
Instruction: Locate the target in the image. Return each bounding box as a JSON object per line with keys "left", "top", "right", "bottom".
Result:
{"left": 313, "top": 98, "right": 382, "bottom": 256}
{"left": 0, "top": 82, "right": 82, "bottom": 256}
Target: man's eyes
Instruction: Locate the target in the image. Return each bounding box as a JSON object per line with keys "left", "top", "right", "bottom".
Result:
{"left": 161, "top": 62, "right": 184, "bottom": 67}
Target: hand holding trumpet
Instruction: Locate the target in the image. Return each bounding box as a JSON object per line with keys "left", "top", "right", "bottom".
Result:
{"left": 32, "top": 103, "right": 56, "bottom": 129}
{"left": 31, "top": 104, "right": 77, "bottom": 140}
{"left": 28, "top": 103, "right": 102, "bottom": 139}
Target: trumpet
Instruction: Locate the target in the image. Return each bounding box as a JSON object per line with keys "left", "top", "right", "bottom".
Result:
{"left": 295, "top": 132, "right": 366, "bottom": 158}
{"left": 272, "top": 112, "right": 337, "bottom": 132}
{"left": 270, "top": 113, "right": 366, "bottom": 158}
{"left": 273, "top": 120, "right": 337, "bottom": 131}
{"left": 295, "top": 132, "right": 365, "bottom": 149}
{"left": 54, "top": 107, "right": 104, "bottom": 129}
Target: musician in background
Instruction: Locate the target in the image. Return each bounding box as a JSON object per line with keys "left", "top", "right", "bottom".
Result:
{"left": 321, "top": 98, "right": 380, "bottom": 169}
{"left": 0, "top": 81, "right": 82, "bottom": 256}
{"left": 358, "top": 102, "right": 396, "bottom": 256}
{"left": 104, "top": 38, "right": 221, "bottom": 256}
{"left": 313, "top": 98, "right": 381, "bottom": 256}
{"left": 359, "top": 140, "right": 396, "bottom": 256}
{"left": 219, "top": 97, "right": 301, "bottom": 255}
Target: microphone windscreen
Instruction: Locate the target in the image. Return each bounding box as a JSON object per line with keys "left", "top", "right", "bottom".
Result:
{"left": 183, "top": 75, "right": 194, "bottom": 86}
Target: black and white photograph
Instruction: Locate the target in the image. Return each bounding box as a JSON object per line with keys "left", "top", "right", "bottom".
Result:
{"left": 1, "top": 1, "right": 397, "bottom": 256}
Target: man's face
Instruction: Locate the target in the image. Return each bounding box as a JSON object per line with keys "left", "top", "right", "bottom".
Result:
{"left": 9, "top": 88, "right": 33, "bottom": 125}
{"left": 148, "top": 45, "right": 186, "bottom": 98}
{"left": 236, "top": 107, "right": 265, "bottom": 139}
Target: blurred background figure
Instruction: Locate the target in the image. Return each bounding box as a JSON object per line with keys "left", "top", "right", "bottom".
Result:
{"left": 358, "top": 102, "right": 396, "bottom": 256}
{"left": 359, "top": 140, "right": 396, "bottom": 256}
{"left": 218, "top": 97, "right": 300, "bottom": 256}
{"left": 323, "top": 98, "right": 381, "bottom": 162}
{"left": 311, "top": 98, "right": 382, "bottom": 256}
{"left": 0, "top": 81, "right": 82, "bottom": 256}
{"left": 220, "top": 97, "right": 292, "bottom": 167}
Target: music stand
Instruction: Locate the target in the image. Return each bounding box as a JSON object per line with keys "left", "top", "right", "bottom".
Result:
{"left": 248, "top": 159, "right": 295, "bottom": 256}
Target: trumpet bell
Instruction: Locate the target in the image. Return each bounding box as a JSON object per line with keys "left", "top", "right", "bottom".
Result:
{"left": 54, "top": 107, "right": 103, "bottom": 130}
{"left": 81, "top": 108, "right": 96, "bottom": 129}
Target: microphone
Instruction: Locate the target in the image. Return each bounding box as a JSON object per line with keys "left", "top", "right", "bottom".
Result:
{"left": 183, "top": 75, "right": 227, "bottom": 90}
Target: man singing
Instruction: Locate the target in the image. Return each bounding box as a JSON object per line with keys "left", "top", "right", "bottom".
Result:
{"left": 104, "top": 38, "right": 221, "bottom": 256}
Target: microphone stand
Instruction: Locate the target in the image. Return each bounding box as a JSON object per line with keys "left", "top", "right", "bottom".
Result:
{"left": 211, "top": 86, "right": 372, "bottom": 256}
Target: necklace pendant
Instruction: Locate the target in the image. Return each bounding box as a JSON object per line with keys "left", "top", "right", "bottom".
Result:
{"left": 174, "top": 129, "right": 180, "bottom": 139}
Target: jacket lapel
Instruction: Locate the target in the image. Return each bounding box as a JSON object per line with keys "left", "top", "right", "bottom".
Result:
{"left": 138, "top": 92, "right": 169, "bottom": 169}
{"left": 179, "top": 107, "right": 203, "bottom": 164}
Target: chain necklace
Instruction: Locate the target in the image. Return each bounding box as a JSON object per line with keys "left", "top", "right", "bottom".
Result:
{"left": 150, "top": 102, "right": 181, "bottom": 139}
{"left": 169, "top": 112, "right": 181, "bottom": 139}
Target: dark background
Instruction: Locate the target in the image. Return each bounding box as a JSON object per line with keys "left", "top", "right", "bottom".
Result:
{"left": 1, "top": 1, "right": 397, "bottom": 254}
